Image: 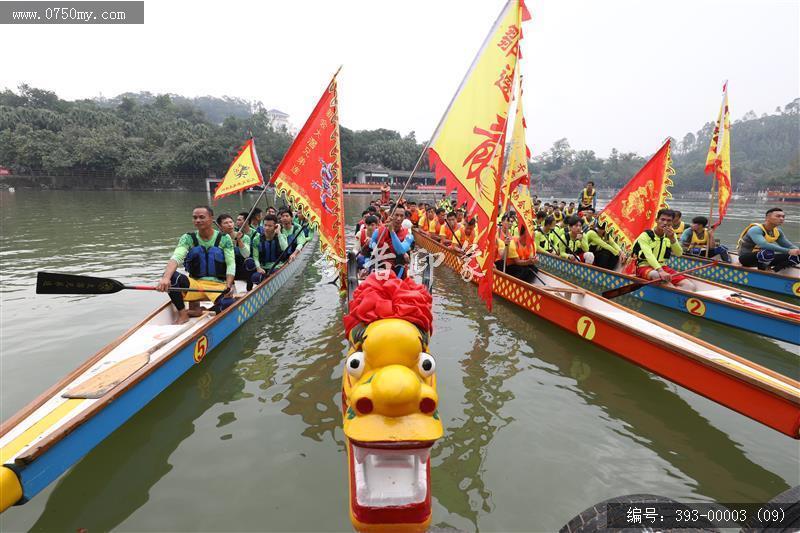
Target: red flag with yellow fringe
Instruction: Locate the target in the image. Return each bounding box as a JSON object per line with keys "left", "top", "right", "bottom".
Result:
{"left": 213, "top": 138, "right": 265, "bottom": 200}
{"left": 270, "top": 72, "right": 346, "bottom": 276}
{"left": 428, "top": 0, "right": 530, "bottom": 310}
{"left": 705, "top": 82, "right": 732, "bottom": 226}
{"left": 598, "top": 139, "right": 674, "bottom": 248}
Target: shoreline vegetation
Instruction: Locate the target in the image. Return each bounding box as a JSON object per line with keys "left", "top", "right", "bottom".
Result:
{"left": 0, "top": 85, "right": 797, "bottom": 192}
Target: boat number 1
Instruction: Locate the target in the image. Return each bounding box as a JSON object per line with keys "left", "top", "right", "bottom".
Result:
{"left": 194, "top": 335, "right": 209, "bottom": 363}
{"left": 577, "top": 316, "right": 596, "bottom": 341}
{"left": 685, "top": 298, "right": 706, "bottom": 317}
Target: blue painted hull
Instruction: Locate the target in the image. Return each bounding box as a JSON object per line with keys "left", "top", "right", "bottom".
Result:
{"left": 10, "top": 238, "right": 317, "bottom": 504}
{"left": 668, "top": 255, "right": 800, "bottom": 299}
{"left": 537, "top": 253, "right": 800, "bottom": 345}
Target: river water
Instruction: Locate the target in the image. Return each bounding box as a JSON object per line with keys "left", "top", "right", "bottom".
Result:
{"left": 0, "top": 190, "right": 798, "bottom": 532}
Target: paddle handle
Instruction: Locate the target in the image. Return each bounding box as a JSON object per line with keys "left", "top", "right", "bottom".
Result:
{"left": 636, "top": 260, "right": 717, "bottom": 288}
{"left": 126, "top": 285, "right": 227, "bottom": 293}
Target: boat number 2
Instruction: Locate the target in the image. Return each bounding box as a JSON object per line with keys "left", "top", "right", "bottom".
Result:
{"left": 576, "top": 316, "right": 596, "bottom": 341}
{"left": 194, "top": 335, "right": 209, "bottom": 363}
{"left": 685, "top": 298, "right": 706, "bottom": 317}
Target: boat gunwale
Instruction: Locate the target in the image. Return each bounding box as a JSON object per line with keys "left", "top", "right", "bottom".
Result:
{"left": 537, "top": 251, "right": 800, "bottom": 323}
{"left": 670, "top": 251, "right": 800, "bottom": 282}
{"left": 3, "top": 237, "right": 317, "bottom": 464}
{"left": 413, "top": 229, "right": 800, "bottom": 402}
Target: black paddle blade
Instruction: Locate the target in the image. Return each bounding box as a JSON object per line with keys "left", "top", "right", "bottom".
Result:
{"left": 36, "top": 272, "right": 125, "bottom": 295}
{"left": 601, "top": 281, "right": 644, "bottom": 300}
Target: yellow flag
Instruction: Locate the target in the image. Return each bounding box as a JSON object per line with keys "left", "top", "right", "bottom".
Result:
{"left": 509, "top": 185, "right": 535, "bottom": 241}
{"left": 213, "top": 138, "right": 265, "bottom": 200}
{"left": 501, "top": 70, "right": 530, "bottom": 214}
{"left": 705, "top": 82, "right": 732, "bottom": 224}
{"left": 428, "top": 0, "right": 529, "bottom": 309}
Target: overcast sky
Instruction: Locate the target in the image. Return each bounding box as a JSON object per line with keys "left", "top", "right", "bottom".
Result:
{"left": 2, "top": 0, "right": 798, "bottom": 157}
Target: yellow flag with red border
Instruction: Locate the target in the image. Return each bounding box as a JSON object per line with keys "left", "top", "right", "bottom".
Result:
{"left": 704, "top": 82, "right": 732, "bottom": 226}
{"left": 213, "top": 138, "right": 265, "bottom": 200}
{"left": 428, "top": 0, "right": 530, "bottom": 310}
{"left": 501, "top": 71, "right": 531, "bottom": 215}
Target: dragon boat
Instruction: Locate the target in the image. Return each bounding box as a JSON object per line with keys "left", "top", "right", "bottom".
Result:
{"left": 536, "top": 251, "right": 800, "bottom": 345}
{"left": 413, "top": 228, "right": 800, "bottom": 439}
{"left": 0, "top": 236, "right": 317, "bottom": 513}
{"left": 339, "top": 255, "right": 440, "bottom": 533}
{"left": 666, "top": 252, "right": 800, "bottom": 299}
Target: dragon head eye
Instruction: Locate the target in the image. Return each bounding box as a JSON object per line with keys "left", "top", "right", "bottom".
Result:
{"left": 345, "top": 351, "right": 365, "bottom": 379}
{"left": 418, "top": 353, "right": 436, "bottom": 377}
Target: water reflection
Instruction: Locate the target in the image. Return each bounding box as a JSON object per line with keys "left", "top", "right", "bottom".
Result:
{"left": 29, "top": 331, "right": 254, "bottom": 532}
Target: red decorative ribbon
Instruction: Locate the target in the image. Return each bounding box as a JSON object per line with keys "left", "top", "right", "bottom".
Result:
{"left": 344, "top": 272, "right": 433, "bottom": 336}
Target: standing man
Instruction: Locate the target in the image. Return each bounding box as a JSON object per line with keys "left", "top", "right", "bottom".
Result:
{"left": 380, "top": 181, "right": 391, "bottom": 205}
{"left": 737, "top": 208, "right": 799, "bottom": 272}
{"left": 578, "top": 181, "right": 597, "bottom": 212}
{"left": 632, "top": 209, "right": 696, "bottom": 290}
{"left": 157, "top": 206, "right": 235, "bottom": 324}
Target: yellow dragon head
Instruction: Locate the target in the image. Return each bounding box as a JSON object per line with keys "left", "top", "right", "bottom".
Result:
{"left": 342, "top": 273, "right": 442, "bottom": 532}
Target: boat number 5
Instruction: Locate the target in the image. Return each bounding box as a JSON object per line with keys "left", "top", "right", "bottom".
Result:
{"left": 194, "top": 335, "right": 209, "bottom": 363}
{"left": 576, "top": 316, "right": 596, "bottom": 341}
{"left": 685, "top": 298, "right": 706, "bottom": 317}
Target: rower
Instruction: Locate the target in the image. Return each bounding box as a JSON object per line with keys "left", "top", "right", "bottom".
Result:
{"left": 553, "top": 216, "right": 595, "bottom": 264}
{"left": 535, "top": 215, "right": 555, "bottom": 253}
{"left": 266, "top": 206, "right": 277, "bottom": 217}
{"left": 249, "top": 214, "right": 288, "bottom": 289}
{"left": 552, "top": 207, "right": 564, "bottom": 226}
{"left": 680, "top": 216, "right": 731, "bottom": 262}
{"left": 250, "top": 208, "right": 264, "bottom": 236}
{"left": 235, "top": 211, "right": 249, "bottom": 231}
{"left": 498, "top": 214, "right": 515, "bottom": 241}
{"left": 358, "top": 215, "right": 380, "bottom": 249}
{"left": 564, "top": 202, "right": 577, "bottom": 217}
{"left": 737, "top": 208, "right": 800, "bottom": 272}
{"left": 157, "top": 205, "right": 235, "bottom": 324}
{"left": 431, "top": 208, "right": 446, "bottom": 239}
{"left": 584, "top": 221, "right": 622, "bottom": 270}
{"left": 671, "top": 210, "right": 685, "bottom": 235}
{"left": 407, "top": 202, "right": 421, "bottom": 226}
{"left": 578, "top": 180, "right": 597, "bottom": 212}
{"left": 368, "top": 205, "right": 414, "bottom": 278}
{"left": 580, "top": 207, "right": 596, "bottom": 230}
{"left": 420, "top": 206, "right": 436, "bottom": 232}
{"left": 632, "top": 209, "right": 697, "bottom": 290}
{"left": 454, "top": 218, "right": 478, "bottom": 252}
{"left": 217, "top": 213, "right": 254, "bottom": 282}
{"left": 438, "top": 211, "right": 461, "bottom": 247}
{"left": 278, "top": 207, "right": 306, "bottom": 261}
{"left": 296, "top": 210, "right": 312, "bottom": 239}
{"left": 455, "top": 209, "right": 465, "bottom": 225}
{"left": 503, "top": 225, "right": 539, "bottom": 284}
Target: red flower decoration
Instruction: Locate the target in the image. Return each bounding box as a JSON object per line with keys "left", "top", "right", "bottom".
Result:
{"left": 343, "top": 272, "right": 433, "bottom": 337}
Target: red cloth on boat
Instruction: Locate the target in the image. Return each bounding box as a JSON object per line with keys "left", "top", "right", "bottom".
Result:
{"left": 344, "top": 271, "right": 433, "bottom": 336}
{"left": 635, "top": 265, "right": 686, "bottom": 284}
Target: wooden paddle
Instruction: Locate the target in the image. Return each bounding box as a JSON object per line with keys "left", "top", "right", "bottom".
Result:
{"left": 64, "top": 321, "right": 197, "bottom": 399}
{"left": 37, "top": 272, "right": 227, "bottom": 295}
{"left": 601, "top": 262, "right": 718, "bottom": 299}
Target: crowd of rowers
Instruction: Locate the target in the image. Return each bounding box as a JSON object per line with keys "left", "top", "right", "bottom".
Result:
{"left": 359, "top": 180, "right": 798, "bottom": 292}
{"left": 156, "top": 204, "right": 315, "bottom": 323}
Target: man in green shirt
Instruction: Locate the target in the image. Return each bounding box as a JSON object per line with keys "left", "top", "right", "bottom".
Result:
{"left": 278, "top": 207, "right": 306, "bottom": 261}
{"left": 217, "top": 213, "right": 254, "bottom": 282}
{"left": 157, "top": 205, "right": 236, "bottom": 324}
{"left": 535, "top": 215, "right": 555, "bottom": 253}
{"left": 584, "top": 221, "right": 622, "bottom": 270}
{"left": 248, "top": 214, "right": 288, "bottom": 289}
{"left": 632, "top": 209, "right": 696, "bottom": 290}
{"left": 552, "top": 216, "right": 594, "bottom": 264}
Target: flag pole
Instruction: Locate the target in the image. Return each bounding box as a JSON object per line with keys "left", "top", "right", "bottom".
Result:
{"left": 706, "top": 178, "right": 716, "bottom": 258}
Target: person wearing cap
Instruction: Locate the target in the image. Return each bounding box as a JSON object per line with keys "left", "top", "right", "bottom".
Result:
{"left": 584, "top": 221, "right": 623, "bottom": 270}
{"left": 680, "top": 216, "right": 731, "bottom": 262}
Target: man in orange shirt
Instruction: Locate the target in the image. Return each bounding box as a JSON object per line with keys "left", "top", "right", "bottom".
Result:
{"left": 501, "top": 225, "right": 538, "bottom": 284}
{"left": 407, "top": 201, "right": 421, "bottom": 226}
{"left": 420, "top": 206, "right": 436, "bottom": 232}
{"left": 438, "top": 211, "right": 461, "bottom": 246}
{"left": 454, "top": 218, "right": 478, "bottom": 253}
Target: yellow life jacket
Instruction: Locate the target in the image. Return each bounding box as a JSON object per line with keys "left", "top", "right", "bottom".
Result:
{"left": 689, "top": 228, "right": 708, "bottom": 246}
{"left": 580, "top": 188, "right": 596, "bottom": 206}
{"left": 737, "top": 223, "right": 779, "bottom": 252}
{"left": 564, "top": 208, "right": 576, "bottom": 216}
{"left": 673, "top": 220, "right": 685, "bottom": 235}
{"left": 553, "top": 210, "right": 563, "bottom": 222}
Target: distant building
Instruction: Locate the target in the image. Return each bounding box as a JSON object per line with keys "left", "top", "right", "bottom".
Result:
{"left": 266, "top": 109, "right": 291, "bottom": 132}
{"left": 351, "top": 163, "right": 435, "bottom": 187}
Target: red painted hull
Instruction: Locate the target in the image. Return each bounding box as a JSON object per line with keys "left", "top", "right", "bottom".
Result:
{"left": 414, "top": 229, "right": 800, "bottom": 439}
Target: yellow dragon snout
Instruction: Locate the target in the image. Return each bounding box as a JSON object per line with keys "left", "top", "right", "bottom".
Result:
{"left": 352, "top": 365, "right": 436, "bottom": 418}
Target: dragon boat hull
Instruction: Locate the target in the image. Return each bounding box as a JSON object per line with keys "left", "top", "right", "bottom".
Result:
{"left": 0, "top": 237, "right": 318, "bottom": 512}
{"left": 667, "top": 253, "right": 800, "bottom": 299}
{"left": 536, "top": 252, "right": 800, "bottom": 345}
{"left": 413, "top": 229, "right": 800, "bottom": 439}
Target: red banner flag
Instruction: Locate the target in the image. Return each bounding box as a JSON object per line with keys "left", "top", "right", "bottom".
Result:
{"left": 598, "top": 139, "right": 674, "bottom": 248}
{"left": 270, "top": 73, "right": 346, "bottom": 272}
